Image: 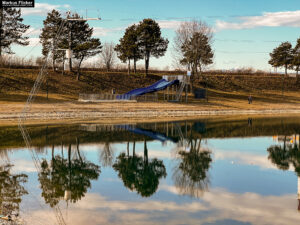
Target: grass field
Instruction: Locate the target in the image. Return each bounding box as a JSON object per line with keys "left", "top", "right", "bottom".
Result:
{"left": 0, "top": 68, "right": 300, "bottom": 124}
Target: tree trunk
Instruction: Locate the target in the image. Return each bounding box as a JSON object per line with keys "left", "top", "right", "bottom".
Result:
{"left": 76, "top": 57, "right": 84, "bottom": 81}
{"left": 134, "top": 58, "right": 137, "bottom": 74}
{"left": 144, "top": 140, "right": 148, "bottom": 165}
{"left": 76, "top": 137, "right": 83, "bottom": 164}
{"left": 52, "top": 145, "right": 54, "bottom": 160}
{"left": 133, "top": 141, "right": 136, "bottom": 156}
{"left": 296, "top": 68, "right": 299, "bottom": 83}
{"left": 199, "top": 64, "right": 202, "bottom": 77}
{"left": 285, "top": 64, "right": 288, "bottom": 77}
{"left": 128, "top": 58, "right": 130, "bottom": 75}
{"left": 68, "top": 144, "right": 71, "bottom": 167}
{"left": 145, "top": 53, "right": 150, "bottom": 76}
{"left": 127, "top": 142, "right": 129, "bottom": 157}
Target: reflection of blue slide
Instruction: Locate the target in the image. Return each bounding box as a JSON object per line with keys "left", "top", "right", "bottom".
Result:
{"left": 115, "top": 125, "right": 177, "bottom": 142}
{"left": 129, "top": 127, "right": 177, "bottom": 143}
{"left": 125, "top": 79, "right": 179, "bottom": 96}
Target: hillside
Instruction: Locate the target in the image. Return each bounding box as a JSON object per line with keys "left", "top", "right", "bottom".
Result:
{"left": 0, "top": 68, "right": 299, "bottom": 103}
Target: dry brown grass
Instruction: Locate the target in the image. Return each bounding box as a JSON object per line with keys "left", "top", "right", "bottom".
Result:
{"left": 1, "top": 68, "right": 300, "bottom": 125}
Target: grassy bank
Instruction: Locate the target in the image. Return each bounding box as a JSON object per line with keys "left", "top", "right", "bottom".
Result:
{"left": 0, "top": 68, "right": 300, "bottom": 124}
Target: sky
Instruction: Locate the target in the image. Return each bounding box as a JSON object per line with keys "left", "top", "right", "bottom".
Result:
{"left": 12, "top": 0, "right": 300, "bottom": 71}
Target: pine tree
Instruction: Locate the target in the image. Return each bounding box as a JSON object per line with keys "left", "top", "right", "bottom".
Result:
{"left": 269, "top": 42, "right": 293, "bottom": 76}
{"left": 115, "top": 24, "right": 142, "bottom": 74}
{"left": 292, "top": 38, "right": 300, "bottom": 82}
{"left": 66, "top": 13, "right": 94, "bottom": 72}
{"left": 0, "top": 8, "right": 30, "bottom": 56}
{"left": 40, "top": 10, "right": 66, "bottom": 71}
{"left": 136, "top": 19, "right": 168, "bottom": 76}
{"left": 40, "top": 11, "right": 102, "bottom": 77}
{"left": 73, "top": 38, "right": 102, "bottom": 80}
{"left": 67, "top": 13, "right": 102, "bottom": 78}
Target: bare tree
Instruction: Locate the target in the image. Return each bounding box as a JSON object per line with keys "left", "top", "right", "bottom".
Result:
{"left": 100, "top": 42, "right": 117, "bottom": 71}
{"left": 99, "top": 142, "right": 114, "bottom": 167}
{"left": 173, "top": 20, "right": 213, "bottom": 71}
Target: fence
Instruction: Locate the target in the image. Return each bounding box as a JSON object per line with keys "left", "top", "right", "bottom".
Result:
{"left": 78, "top": 93, "right": 158, "bottom": 102}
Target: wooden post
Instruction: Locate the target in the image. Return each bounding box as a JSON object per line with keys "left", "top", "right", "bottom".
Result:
{"left": 172, "top": 86, "right": 174, "bottom": 101}
{"left": 185, "top": 83, "right": 188, "bottom": 103}
{"left": 167, "top": 86, "right": 169, "bottom": 101}
{"left": 185, "top": 121, "right": 187, "bottom": 139}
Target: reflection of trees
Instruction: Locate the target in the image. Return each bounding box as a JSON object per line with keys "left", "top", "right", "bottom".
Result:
{"left": 99, "top": 142, "right": 114, "bottom": 167}
{"left": 173, "top": 137, "right": 212, "bottom": 198}
{"left": 267, "top": 136, "right": 290, "bottom": 170}
{"left": 267, "top": 135, "right": 300, "bottom": 211}
{"left": 113, "top": 140, "right": 167, "bottom": 197}
{"left": 0, "top": 164, "right": 28, "bottom": 219}
{"left": 38, "top": 142, "right": 100, "bottom": 207}
{"left": 267, "top": 135, "right": 300, "bottom": 174}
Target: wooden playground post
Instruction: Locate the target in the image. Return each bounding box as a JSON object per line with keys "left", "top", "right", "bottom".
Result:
{"left": 185, "top": 83, "right": 188, "bottom": 103}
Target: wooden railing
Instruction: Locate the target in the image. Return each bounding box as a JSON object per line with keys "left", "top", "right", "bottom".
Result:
{"left": 78, "top": 93, "right": 158, "bottom": 102}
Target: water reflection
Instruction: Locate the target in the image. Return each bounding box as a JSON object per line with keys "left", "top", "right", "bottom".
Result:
{"left": 267, "top": 134, "right": 300, "bottom": 211}
{"left": 38, "top": 141, "right": 100, "bottom": 207}
{"left": 99, "top": 142, "right": 115, "bottom": 167}
{"left": 0, "top": 163, "right": 28, "bottom": 223}
{"left": 173, "top": 137, "right": 212, "bottom": 198}
{"left": 3, "top": 116, "right": 300, "bottom": 224}
{"left": 113, "top": 140, "right": 167, "bottom": 197}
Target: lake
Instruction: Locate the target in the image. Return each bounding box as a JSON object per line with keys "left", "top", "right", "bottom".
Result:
{"left": 1, "top": 116, "right": 300, "bottom": 225}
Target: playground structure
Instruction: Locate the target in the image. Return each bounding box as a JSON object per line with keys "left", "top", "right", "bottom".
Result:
{"left": 79, "top": 75, "right": 191, "bottom": 103}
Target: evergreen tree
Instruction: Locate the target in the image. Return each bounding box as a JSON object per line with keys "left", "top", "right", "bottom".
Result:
{"left": 181, "top": 32, "right": 213, "bottom": 77}
{"left": 115, "top": 24, "right": 142, "bottom": 74}
{"left": 73, "top": 38, "right": 102, "bottom": 80}
{"left": 40, "top": 10, "right": 66, "bottom": 71}
{"left": 40, "top": 11, "right": 102, "bottom": 77}
{"left": 269, "top": 42, "right": 293, "bottom": 76}
{"left": 67, "top": 13, "right": 93, "bottom": 72}
{"left": 0, "top": 8, "right": 30, "bottom": 56}
{"left": 136, "top": 19, "right": 168, "bottom": 76}
{"left": 292, "top": 38, "right": 300, "bottom": 82}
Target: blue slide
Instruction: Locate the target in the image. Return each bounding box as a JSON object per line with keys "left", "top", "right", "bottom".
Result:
{"left": 125, "top": 79, "right": 179, "bottom": 96}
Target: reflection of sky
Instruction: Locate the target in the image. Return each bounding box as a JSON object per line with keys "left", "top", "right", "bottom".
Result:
{"left": 4, "top": 135, "right": 300, "bottom": 225}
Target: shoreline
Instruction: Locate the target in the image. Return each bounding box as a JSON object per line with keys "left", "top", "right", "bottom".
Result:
{"left": 0, "top": 103, "right": 300, "bottom": 125}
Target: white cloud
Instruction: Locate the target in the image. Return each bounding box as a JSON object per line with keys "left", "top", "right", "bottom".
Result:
{"left": 22, "top": 3, "right": 70, "bottom": 17}
{"left": 28, "top": 37, "right": 41, "bottom": 47}
{"left": 24, "top": 188, "right": 300, "bottom": 225}
{"left": 25, "top": 27, "right": 41, "bottom": 37}
{"left": 216, "top": 10, "right": 300, "bottom": 30}
{"left": 93, "top": 26, "right": 125, "bottom": 37}
{"left": 213, "top": 149, "right": 278, "bottom": 170}
{"left": 158, "top": 20, "right": 182, "bottom": 30}
{"left": 93, "top": 20, "right": 181, "bottom": 37}
{"left": 11, "top": 159, "right": 36, "bottom": 173}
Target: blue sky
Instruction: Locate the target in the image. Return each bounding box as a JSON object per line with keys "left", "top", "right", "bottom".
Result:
{"left": 14, "top": 0, "right": 300, "bottom": 71}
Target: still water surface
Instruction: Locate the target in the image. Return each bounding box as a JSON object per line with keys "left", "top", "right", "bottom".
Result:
{"left": 1, "top": 117, "right": 300, "bottom": 225}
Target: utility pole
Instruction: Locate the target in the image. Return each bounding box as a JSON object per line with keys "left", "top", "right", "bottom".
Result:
{"left": 68, "top": 22, "right": 72, "bottom": 71}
